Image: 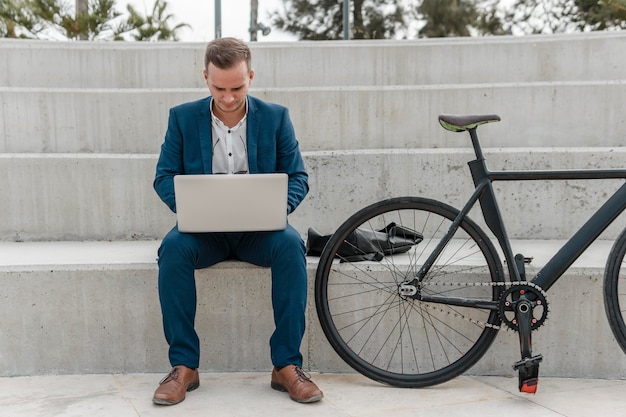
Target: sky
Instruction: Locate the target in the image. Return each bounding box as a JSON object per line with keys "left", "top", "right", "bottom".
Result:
{"left": 117, "top": 0, "right": 297, "bottom": 42}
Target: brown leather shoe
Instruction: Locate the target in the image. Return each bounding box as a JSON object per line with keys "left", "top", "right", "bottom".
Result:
{"left": 152, "top": 365, "right": 200, "bottom": 405}
{"left": 271, "top": 365, "right": 323, "bottom": 403}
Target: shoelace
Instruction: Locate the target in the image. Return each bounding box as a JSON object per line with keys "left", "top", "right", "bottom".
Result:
{"left": 159, "top": 367, "right": 180, "bottom": 385}
{"left": 293, "top": 366, "right": 313, "bottom": 383}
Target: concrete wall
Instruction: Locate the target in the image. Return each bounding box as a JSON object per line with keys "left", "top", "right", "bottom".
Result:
{"left": 2, "top": 32, "right": 625, "bottom": 242}
{"left": 2, "top": 32, "right": 626, "bottom": 155}
{"left": 2, "top": 82, "right": 626, "bottom": 154}
{"left": 2, "top": 33, "right": 626, "bottom": 378}
{"left": 3, "top": 149, "right": 626, "bottom": 242}
{"left": 2, "top": 32, "right": 625, "bottom": 88}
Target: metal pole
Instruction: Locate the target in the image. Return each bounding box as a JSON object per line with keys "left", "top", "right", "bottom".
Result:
{"left": 343, "top": 0, "right": 349, "bottom": 40}
{"left": 215, "top": 0, "right": 222, "bottom": 38}
{"left": 76, "top": 0, "right": 88, "bottom": 40}
{"left": 250, "top": 0, "right": 258, "bottom": 41}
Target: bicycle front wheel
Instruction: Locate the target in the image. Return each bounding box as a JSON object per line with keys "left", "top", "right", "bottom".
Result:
{"left": 315, "top": 197, "right": 504, "bottom": 388}
{"left": 603, "top": 227, "right": 626, "bottom": 354}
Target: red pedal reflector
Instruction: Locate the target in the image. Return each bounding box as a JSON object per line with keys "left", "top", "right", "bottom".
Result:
{"left": 521, "top": 378, "right": 538, "bottom": 394}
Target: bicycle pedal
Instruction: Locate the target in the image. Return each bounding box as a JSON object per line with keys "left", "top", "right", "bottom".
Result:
{"left": 514, "top": 355, "right": 542, "bottom": 394}
{"left": 520, "top": 378, "right": 538, "bottom": 394}
{"left": 504, "top": 256, "right": 534, "bottom": 265}
{"left": 513, "top": 354, "right": 543, "bottom": 370}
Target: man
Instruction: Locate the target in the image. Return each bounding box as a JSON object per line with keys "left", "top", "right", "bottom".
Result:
{"left": 152, "top": 37, "right": 323, "bottom": 405}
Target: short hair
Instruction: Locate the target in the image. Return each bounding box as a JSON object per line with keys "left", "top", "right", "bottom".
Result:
{"left": 204, "top": 37, "right": 252, "bottom": 72}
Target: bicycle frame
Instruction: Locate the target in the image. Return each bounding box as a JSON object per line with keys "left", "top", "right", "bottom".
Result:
{"left": 464, "top": 128, "right": 626, "bottom": 291}
{"left": 414, "top": 125, "right": 626, "bottom": 391}
{"left": 416, "top": 127, "right": 626, "bottom": 291}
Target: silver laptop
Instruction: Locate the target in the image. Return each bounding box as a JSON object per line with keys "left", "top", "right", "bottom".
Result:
{"left": 173, "top": 173, "right": 288, "bottom": 233}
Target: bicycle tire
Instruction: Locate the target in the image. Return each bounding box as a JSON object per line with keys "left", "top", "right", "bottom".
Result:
{"left": 603, "top": 227, "right": 626, "bottom": 354}
{"left": 315, "top": 197, "right": 505, "bottom": 388}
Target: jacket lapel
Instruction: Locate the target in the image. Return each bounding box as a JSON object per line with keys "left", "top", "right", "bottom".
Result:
{"left": 199, "top": 98, "right": 213, "bottom": 174}
{"left": 246, "top": 96, "right": 259, "bottom": 174}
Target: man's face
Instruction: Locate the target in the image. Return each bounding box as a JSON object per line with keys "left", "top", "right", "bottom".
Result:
{"left": 203, "top": 60, "right": 254, "bottom": 117}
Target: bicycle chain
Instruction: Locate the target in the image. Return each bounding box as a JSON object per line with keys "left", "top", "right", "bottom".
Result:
{"left": 415, "top": 280, "right": 549, "bottom": 332}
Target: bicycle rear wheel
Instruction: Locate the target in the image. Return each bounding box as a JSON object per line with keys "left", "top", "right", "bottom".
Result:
{"left": 315, "top": 197, "right": 504, "bottom": 388}
{"left": 603, "top": 228, "right": 626, "bottom": 354}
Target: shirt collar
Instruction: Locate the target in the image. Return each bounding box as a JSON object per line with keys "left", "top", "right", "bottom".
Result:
{"left": 209, "top": 97, "right": 248, "bottom": 131}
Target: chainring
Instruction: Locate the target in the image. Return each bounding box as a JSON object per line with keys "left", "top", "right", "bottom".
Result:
{"left": 498, "top": 282, "right": 549, "bottom": 331}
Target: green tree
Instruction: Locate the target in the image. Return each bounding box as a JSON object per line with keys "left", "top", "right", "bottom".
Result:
{"left": 0, "top": 0, "right": 189, "bottom": 40}
{"left": 575, "top": 0, "right": 626, "bottom": 29}
{"left": 268, "top": 0, "right": 408, "bottom": 40}
{"left": 22, "top": 0, "right": 121, "bottom": 40}
{"left": 417, "top": 0, "right": 508, "bottom": 37}
{"left": 119, "top": 0, "right": 189, "bottom": 41}
{"left": 269, "top": 0, "right": 625, "bottom": 40}
{"left": 506, "top": 0, "right": 626, "bottom": 34}
{"left": 418, "top": 0, "right": 476, "bottom": 37}
{"left": 0, "top": 0, "right": 40, "bottom": 38}
{"left": 268, "top": 0, "right": 507, "bottom": 40}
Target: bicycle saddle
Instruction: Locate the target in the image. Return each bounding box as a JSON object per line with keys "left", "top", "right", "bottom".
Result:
{"left": 438, "top": 114, "right": 501, "bottom": 132}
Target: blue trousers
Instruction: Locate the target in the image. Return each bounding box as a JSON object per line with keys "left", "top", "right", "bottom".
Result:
{"left": 157, "top": 224, "right": 307, "bottom": 369}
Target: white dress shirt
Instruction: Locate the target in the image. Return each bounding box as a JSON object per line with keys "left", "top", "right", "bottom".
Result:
{"left": 210, "top": 98, "right": 249, "bottom": 174}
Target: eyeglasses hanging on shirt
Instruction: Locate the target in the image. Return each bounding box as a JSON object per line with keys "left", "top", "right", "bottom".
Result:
{"left": 210, "top": 98, "right": 250, "bottom": 175}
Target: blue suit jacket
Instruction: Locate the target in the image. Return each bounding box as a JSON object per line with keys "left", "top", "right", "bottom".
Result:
{"left": 154, "top": 95, "right": 309, "bottom": 215}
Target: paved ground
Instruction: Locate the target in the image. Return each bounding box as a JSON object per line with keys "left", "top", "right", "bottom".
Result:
{"left": 1, "top": 372, "right": 625, "bottom": 417}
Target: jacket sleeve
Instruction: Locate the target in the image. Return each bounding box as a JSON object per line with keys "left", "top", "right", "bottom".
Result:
{"left": 153, "top": 107, "right": 184, "bottom": 213}
{"left": 275, "top": 107, "right": 309, "bottom": 214}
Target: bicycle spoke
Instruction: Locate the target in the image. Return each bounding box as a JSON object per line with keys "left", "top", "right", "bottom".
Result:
{"left": 316, "top": 198, "right": 504, "bottom": 387}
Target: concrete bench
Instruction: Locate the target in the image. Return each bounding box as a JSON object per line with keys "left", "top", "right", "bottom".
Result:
{"left": 1, "top": 239, "right": 625, "bottom": 379}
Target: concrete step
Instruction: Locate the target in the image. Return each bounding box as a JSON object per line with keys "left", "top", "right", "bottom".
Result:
{"left": 0, "top": 81, "right": 626, "bottom": 153}
{"left": 2, "top": 82, "right": 625, "bottom": 153}
{"left": 2, "top": 149, "right": 626, "bottom": 242}
{"left": 1, "top": 239, "right": 625, "bottom": 379}
{"left": 1, "top": 32, "right": 625, "bottom": 88}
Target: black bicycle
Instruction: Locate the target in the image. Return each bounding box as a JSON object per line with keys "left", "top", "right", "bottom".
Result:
{"left": 314, "top": 114, "right": 626, "bottom": 393}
